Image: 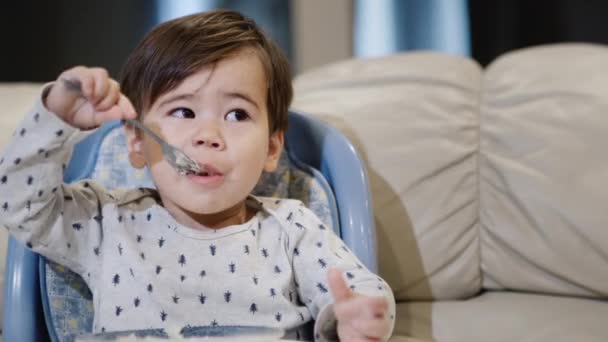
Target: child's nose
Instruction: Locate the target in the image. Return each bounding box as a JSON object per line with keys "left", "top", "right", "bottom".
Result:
{"left": 193, "top": 136, "right": 224, "bottom": 150}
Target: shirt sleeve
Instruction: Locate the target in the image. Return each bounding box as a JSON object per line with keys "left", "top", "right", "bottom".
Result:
{"left": 285, "top": 201, "right": 396, "bottom": 341}
{"left": 0, "top": 86, "right": 115, "bottom": 276}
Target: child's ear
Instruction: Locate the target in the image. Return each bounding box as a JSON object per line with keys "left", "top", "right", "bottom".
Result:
{"left": 264, "top": 131, "right": 284, "bottom": 172}
{"left": 124, "top": 124, "right": 146, "bottom": 169}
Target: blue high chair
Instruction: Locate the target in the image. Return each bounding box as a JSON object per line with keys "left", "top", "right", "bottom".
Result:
{"left": 3, "top": 111, "right": 376, "bottom": 341}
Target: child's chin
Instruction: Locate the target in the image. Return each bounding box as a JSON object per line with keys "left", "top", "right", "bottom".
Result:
{"left": 181, "top": 201, "right": 234, "bottom": 215}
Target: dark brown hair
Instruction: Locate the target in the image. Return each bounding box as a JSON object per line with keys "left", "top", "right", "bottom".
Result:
{"left": 119, "top": 9, "right": 292, "bottom": 133}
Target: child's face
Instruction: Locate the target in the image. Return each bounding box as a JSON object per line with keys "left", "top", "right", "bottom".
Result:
{"left": 125, "top": 49, "right": 283, "bottom": 227}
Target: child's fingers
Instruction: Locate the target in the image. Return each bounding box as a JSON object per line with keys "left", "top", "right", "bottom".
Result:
{"left": 95, "top": 79, "right": 120, "bottom": 112}
{"left": 347, "top": 317, "right": 391, "bottom": 340}
{"left": 92, "top": 94, "right": 137, "bottom": 125}
{"left": 59, "top": 66, "right": 88, "bottom": 95}
{"left": 90, "top": 67, "right": 110, "bottom": 103}
{"left": 334, "top": 295, "right": 388, "bottom": 322}
{"left": 370, "top": 297, "right": 389, "bottom": 318}
{"left": 75, "top": 71, "right": 95, "bottom": 99}
{"left": 328, "top": 268, "right": 354, "bottom": 303}
{"left": 92, "top": 106, "right": 124, "bottom": 126}
{"left": 117, "top": 94, "right": 137, "bottom": 119}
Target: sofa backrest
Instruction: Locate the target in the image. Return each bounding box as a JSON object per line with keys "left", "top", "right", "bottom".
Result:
{"left": 293, "top": 52, "right": 483, "bottom": 301}
{"left": 479, "top": 44, "right": 608, "bottom": 298}
{"left": 293, "top": 43, "right": 608, "bottom": 302}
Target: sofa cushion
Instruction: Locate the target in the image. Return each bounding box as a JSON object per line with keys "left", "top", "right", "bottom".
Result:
{"left": 397, "top": 291, "right": 608, "bottom": 342}
{"left": 293, "top": 53, "right": 483, "bottom": 301}
{"left": 480, "top": 43, "right": 608, "bottom": 298}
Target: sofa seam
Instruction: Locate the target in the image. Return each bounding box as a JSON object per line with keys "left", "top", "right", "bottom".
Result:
{"left": 475, "top": 64, "right": 484, "bottom": 293}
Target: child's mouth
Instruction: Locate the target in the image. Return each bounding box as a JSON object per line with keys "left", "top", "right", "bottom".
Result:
{"left": 198, "top": 170, "right": 220, "bottom": 177}
{"left": 199, "top": 164, "right": 221, "bottom": 175}
{"left": 186, "top": 164, "right": 224, "bottom": 186}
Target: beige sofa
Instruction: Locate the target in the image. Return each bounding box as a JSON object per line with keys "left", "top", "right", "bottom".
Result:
{"left": 1, "top": 44, "right": 607, "bottom": 341}
{"left": 292, "top": 43, "right": 608, "bottom": 342}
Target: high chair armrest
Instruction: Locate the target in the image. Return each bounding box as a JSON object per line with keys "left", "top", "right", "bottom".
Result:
{"left": 286, "top": 111, "right": 377, "bottom": 272}
{"left": 3, "top": 236, "right": 47, "bottom": 341}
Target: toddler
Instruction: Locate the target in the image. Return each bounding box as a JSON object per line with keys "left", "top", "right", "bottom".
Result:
{"left": 0, "top": 9, "right": 395, "bottom": 341}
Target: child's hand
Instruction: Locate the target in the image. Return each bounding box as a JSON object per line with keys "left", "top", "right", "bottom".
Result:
{"left": 45, "top": 66, "right": 137, "bottom": 129}
{"left": 328, "top": 268, "right": 391, "bottom": 341}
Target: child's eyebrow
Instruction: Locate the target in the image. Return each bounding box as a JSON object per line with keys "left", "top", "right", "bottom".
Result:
{"left": 223, "top": 91, "right": 260, "bottom": 110}
{"left": 157, "top": 93, "right": 195, "bottom": 109}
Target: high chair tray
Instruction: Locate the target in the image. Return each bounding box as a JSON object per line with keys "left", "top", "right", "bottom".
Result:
{"left": 74, "top": 325, "right": 297, "bottom": 341}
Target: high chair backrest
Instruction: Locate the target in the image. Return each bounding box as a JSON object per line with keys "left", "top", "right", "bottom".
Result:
{"left": 3, "top": 111, "right": 376, "bottom": 342}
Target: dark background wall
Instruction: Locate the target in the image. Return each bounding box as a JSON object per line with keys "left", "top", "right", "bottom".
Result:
{"left": 469, "top": 0, "right": 608, "bottom": 66}
{"left": 3, "top": 1, "right": 608, "bottom": 80}
{"left": 0, "top": 0, "right": 291, "bottom": 82}
{"left": 0, "top": 1, "right": 156, "bottom": 82}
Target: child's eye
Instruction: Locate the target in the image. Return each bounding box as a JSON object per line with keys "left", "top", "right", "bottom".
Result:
{"left": 169, "top": 108, "right": 195, "bottom": 119}
{"left": 225, "top": 109, "right": 250, "bottom": 122}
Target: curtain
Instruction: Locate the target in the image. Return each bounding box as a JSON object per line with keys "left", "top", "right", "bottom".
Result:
{"left": 353, "top": 0, "right": 471, "bottom": 58}
{"left": 155, "top": 0, "right": 292, "bottom": 60}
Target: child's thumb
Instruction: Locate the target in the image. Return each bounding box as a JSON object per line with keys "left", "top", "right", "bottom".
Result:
{"left": 117, "top": 94, "right": 137, "bottom": 119}
{"left": 328, "top": 268, "right": 353, "bottom": 303}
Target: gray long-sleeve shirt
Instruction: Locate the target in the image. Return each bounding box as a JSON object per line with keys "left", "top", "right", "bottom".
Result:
{"left": 0, "top": 93, "right": 395, "bottom": 341}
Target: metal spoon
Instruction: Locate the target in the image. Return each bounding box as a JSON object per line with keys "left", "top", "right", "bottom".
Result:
{"left": 60, "top": 77, "right": 201, "bottom": 175}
